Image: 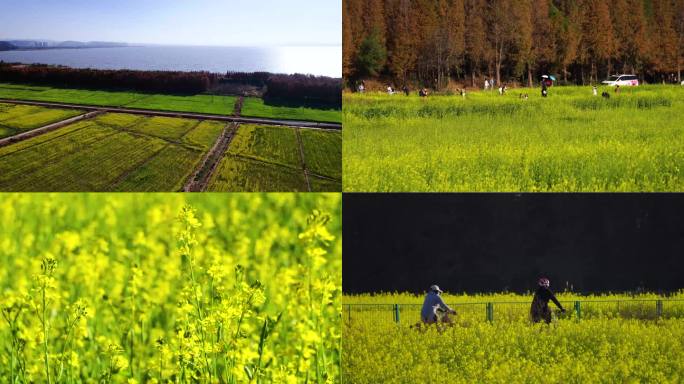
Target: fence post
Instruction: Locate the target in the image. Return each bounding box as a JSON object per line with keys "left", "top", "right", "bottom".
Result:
{"left": 656, "top": 300, "right": 663, "bottom": 318}
{"left": 574, "top": 301, "right": 581, "bottom": 321}
{"left": 486, "top": 302, "right": 493, "bottom": 322}
{"left": 394, "top": 304, "right": 400, "bottom": 324}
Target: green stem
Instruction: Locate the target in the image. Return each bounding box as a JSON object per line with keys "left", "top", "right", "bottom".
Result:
{"left": 188, "top": 248, "right": 212, "bottom": 382}
{"left": 42, "top": 283, "right": 51, "bottom": 384}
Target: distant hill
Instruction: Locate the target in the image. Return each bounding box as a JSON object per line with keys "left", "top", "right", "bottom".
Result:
{"left": 0, "top": 41, "right": 17, "bottom": 51}
{"left": 2, "top": 39, "right": 127, "bottom": 49}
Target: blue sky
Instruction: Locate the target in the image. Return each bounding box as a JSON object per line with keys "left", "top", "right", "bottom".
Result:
{"left": 0, "top": 0, "right": 341, "bottom": 46}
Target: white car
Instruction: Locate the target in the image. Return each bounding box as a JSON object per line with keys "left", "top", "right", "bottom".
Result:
{"left": 602, "top": 74, "right": 639, "bottom": 86}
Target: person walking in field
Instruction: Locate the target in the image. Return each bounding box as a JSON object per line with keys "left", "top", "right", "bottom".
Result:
{"left": 484, "top": 78, "right": 490, "bottom": 90}
{"left": 403, "top": 85, "right": 410, "bottom": 96}
{"left": 541, "top": 83, "right": 548, "bottom": 98}
{"left": 421, "top": 285, "right": 456, "bottom": 324}
{"left": 592, "top": 86, "right": 598, "bottom": 96}
{"left": 530, "top": 277, "right": 565, "bottom": 324}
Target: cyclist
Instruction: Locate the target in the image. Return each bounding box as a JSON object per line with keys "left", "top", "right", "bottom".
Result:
{"left": 530, "top": 277, "right": 565, "bottom": 324}
{"left": 421, "top": 285, "right": 456, "bottom": 324}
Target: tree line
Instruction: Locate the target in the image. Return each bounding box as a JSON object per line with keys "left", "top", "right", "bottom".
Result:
{"left": 343, "top": 0, "right": 684, "bottom": 89}
{"left": 0, "top": 63, "right": 341, "bottom": 107}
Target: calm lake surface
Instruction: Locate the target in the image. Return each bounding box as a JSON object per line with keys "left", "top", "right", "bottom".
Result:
{"left": 0, "top": 45, "right": 341, "bottom": 77}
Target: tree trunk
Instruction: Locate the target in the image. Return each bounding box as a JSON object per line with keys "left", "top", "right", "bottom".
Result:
{"left": 471, "top": 71, "right": 476, "bottom": 88}
{"left": 496, "top": 44, "right": 503, "bottom": 85}
{"left": 527, "top": 65, "right": 533, "bottom": 88}
{"left": 563, "top": 64, "right": 567, "bottom": 82}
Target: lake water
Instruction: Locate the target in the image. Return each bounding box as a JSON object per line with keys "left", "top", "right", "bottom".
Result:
{"left": 0, "top": 45, "right": 341, "bottom": 77}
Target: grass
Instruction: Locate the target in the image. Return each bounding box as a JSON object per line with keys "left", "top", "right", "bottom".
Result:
{"left": 0, "top": 103, "right": 82, "bottom": 138}
{"left": 0, "top": 193, "right": 341, "bottom": 383}
{"left": 300, "top": 128, "right": 342, "bottom": 180}
{"left": 207, "top": 156, "right": 309, "bottom": 192}
{"left": 343, "top": 292, "right": 684, "bottom": 383}
{"left": 241, "top": 97, "right": 342, "bottom": 123}
{"left": 0, "top": 83, "right": 339, "bottom": 122}
{"left": 343, "top": 85, "right": 684, "bottom": 192}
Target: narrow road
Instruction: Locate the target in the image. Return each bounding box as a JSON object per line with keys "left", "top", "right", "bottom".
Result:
{"left": 183, "top": 122, "right": 239, "bottom": 192}
{"left": 0, "top": 98, "right": 341, "bottom": 130}
{"left": 0, "top": 110, "right": 104, "bottom": 148}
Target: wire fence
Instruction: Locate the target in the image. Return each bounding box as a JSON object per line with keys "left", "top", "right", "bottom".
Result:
{"left": 343, "top": 299, "right": 684, "bottom": 325}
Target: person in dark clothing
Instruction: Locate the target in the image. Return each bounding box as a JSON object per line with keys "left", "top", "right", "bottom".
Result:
{"left": 403, "top": 85, "right": 410, "bottom": 96}
{"left": 541, "top": 83, "right": 548, "bottom": 98}
{"left": 530, "top": 277, "right": 565, "bottom": 324}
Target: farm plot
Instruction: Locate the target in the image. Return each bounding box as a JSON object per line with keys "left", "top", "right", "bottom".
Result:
{"left": 0, "top": 83, "right": 340, "bottom": 122}
{"left": 240, "top": 97, "right": 342, "bottom": 123}
{"left": 125, "top": 93, "right": 237, "bottom": 115}
{"left": 0, "top": 102, "right": 82, "bottom": 138}
{"left": 0, "top": 113, "right": 223, "bottom": 191}
{"left": 206, "top": 124, "right": 342, "bottom": 192}
{"left": 343, "top": 85, "right": 684, "bottom": 192}
{"left": 300, "top": 128, "right": 342, "bottom": 180}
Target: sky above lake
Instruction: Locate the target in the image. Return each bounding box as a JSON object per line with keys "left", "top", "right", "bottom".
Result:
{"left": 0, "top": 0, "right": 341, "bottom": 46}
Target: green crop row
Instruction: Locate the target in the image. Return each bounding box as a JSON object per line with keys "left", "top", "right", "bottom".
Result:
{"left": 0, "top": 113, "right": 216, "bottom": 191}
{"left": 207, "top": 125, "right": 341, "bottom": 192}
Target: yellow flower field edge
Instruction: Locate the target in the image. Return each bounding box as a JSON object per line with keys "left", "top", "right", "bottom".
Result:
{"left": 342, "top": 293, "right": 684, "bottom": 383}
{"left": 0, "top": 193, "right": 341, "bottom": 384}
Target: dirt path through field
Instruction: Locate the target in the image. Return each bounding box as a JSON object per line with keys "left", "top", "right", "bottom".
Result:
{"left": 233, "top": 96, "right": 244, "bottom": 116}
{"left": 294, "top": 127, "right": 312, "bottom": 192}
{"left": 183, "top": 122, "right": 239, "bottom": 192}
{"left": 0, "top": 110, "right": 104, "bottom": 148}
{"left": 0, "top": 98, "right": 341, "bottom": 130}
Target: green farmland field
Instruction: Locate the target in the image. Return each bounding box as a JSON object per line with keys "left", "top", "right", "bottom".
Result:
{"left": 241, "top": 97, "right": 342, "bottom": 123}
{"left": 0, "top": 102, "right": 82, "bottom": 138}
{"left": 343, "top": 292, "right": 684, "bottom": 383}
{"left": 344, "top": 85, "right": 684, "bottom": 192}
{"left": 0, "top": 83, "right": 340, "bottom": 122}
{"left": 207, "top": 124, "right": 342, "bottom": 192}
{"left": 0, "top": 113, "right": 340, "bottom": 191}
{"left": 300, "top": 128, "right": 342, "bottom": 180}
{"left": 0, "top": 113, "right": 211, "bottom": 191}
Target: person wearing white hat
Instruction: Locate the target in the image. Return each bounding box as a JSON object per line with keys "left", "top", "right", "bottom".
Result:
{"left": 421, "top": 284, "right": 456, "bottom": 324}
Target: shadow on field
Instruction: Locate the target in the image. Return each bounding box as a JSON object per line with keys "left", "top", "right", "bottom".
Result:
{"left": 262, "top": 96, "right": 341, "bottom": 111}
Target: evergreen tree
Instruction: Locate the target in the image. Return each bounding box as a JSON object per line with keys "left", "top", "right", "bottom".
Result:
{"left": 356, "top": 29, "right": 387, "bottom": 77}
